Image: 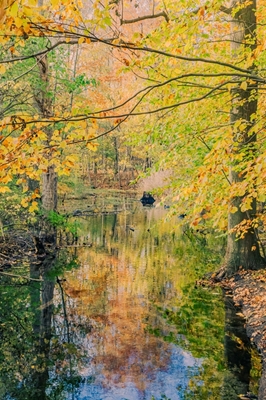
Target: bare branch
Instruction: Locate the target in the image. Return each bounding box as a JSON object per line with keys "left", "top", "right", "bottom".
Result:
{"left": 120, "top": 11, "right": 169, "bottom": 24}
{"left": 1, "top": 71, "right": 260, "bottom": 134}
{"left": 0, "top": 271, "right": 43, "bottom": 281}
{"left": 105, "top": 41, "right": 265, "bottom": 81}
{"left": 0, "top": 40, "right": 79, "bottom": 64}
{"left": 5, "top": 25, "right": 263, "bottom": 85}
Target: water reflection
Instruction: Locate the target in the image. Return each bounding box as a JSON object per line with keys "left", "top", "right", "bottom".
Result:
{"left": 62, "top": 205, "right": 216, "bottom": 399}
{"left": 222, "top": 295, "right": 252, "bottom": 400}
{"left": 0, "top": 201, "right": 260, "bottom": 399}
{"left": 29, "top": 257, "right": 55, "bottom": 400}
{"left": 0, "top": 250, "right": 83, "bottom": 400}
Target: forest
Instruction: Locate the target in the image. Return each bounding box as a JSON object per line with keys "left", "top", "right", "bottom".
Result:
{"left": 1, "top": 0, "right": 266, "bottom": 399}
{"left": 1, "top": 0, "right": 266, "bottom": 274}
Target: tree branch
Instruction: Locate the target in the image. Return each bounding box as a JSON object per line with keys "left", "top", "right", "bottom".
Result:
{"left": 220, "top": 5, "right": 232, "bottom": 15}
{"left": 0, "top": 271, "right": 43, "bottom": 281}
{"left": 0, "top": 39, "right": 79, "bottom": 64}
{"left": 106, "top": 42, "right": 265, "bottom": 81}
{"left": 120, "top": 11, "right": 169, "bottom": 24}
{"left": 1, "top": 71, "right": 260, "bottom": 133}
{"left": 5, "top": 26, "right": 263, "bottom": 85}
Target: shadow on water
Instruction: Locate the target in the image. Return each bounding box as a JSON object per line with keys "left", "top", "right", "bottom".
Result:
{"left": 0, "top": 195, "right": 262, "bottom": 399}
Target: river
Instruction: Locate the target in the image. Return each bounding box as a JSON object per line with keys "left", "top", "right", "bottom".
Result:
{"left": 0, "top": 193, "right": 261, "bottom": 399}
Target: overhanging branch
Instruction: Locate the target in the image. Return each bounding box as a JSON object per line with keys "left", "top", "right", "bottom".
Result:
{"left": 120, "top": 11, "right": 169, "bottom": 24}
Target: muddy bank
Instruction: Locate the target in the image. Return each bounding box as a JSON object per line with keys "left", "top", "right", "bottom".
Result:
{"left": 219, "top": 270, "right": 266, "bottom": 399}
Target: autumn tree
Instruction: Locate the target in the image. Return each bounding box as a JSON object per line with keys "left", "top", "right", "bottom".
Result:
{"left": 222, "top": 0, "right": 264, "bottom": 274}
{"left": 1, "top": 0, "right": 266, "bottom": 275}
{"left": 110, "top": 0, "right": 266, "bottom": 276}
{"left": 0, "top": 0, "right": 102, "bottom": 214}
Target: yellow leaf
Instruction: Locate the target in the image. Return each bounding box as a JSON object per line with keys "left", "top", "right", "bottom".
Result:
{"left": 239, "top": 123, "right": 247, "bottom": 132}
{"left": 0, "top": 186, "right": 11, "bottom": 193}
{"left": 78, "top": 37, "right": 86, "bottom": 45}
{"left": 66, "top": 155, "right": 78, "bottom": 163}
{"left": 37, "top": 130, "right": 47, "bottom": 140}
{"left": 1, "top": 175, "right": 12, "bottom": 184}
{"left": 59, "top": 141, "right": 67, "bottom": 149}
{"left": 58, "top": 168, "right": 70, "bottom": 176}
{"left": 29, "top": 201, "right": 38, "bottom": 213}
{"left": 79, "top": 120, "right": 87, "bottom": 129}
{"left": 240, "top": 81, "right": 247, "bottom": 91}
{"left": 14, "top": 16, "right": 23, "bottom": 28}
{"left": 9, "top": 1, "right": 19, "bottom": 17}
{"left": 21, "top": 198, "right": 29, "bottom": 208}
{"left": 31, "top": 191, "right": 40, "bottom": 199}
{"left": 230, "top": 206, "right": 238, "bottom": 214}
{"left": 86, "top": 142, "right": 99, "bottom": 152}
{"left": 51, "top": 0, "right": 59, "bottom": 7}
{"left": 0, "top": 64, "right": 6, "bottom": 74}
{"left": 112, "top": 38, "right": 121, "bottom": 45}
{"left": 23, "top": 6, "right": 33, "bottom": 17}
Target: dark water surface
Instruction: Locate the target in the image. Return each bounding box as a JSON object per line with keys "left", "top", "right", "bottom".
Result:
{"left": 0, "top": 195, "right": 261, "bottom": 399}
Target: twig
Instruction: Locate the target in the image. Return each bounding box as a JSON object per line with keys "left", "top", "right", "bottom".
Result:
{"left": 0, "top": 271, "right": 43, "bottom": 281}
{"left": 0, "top": 252, "right": 10, "bottom": 259}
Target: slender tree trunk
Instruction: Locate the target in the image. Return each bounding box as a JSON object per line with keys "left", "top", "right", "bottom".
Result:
{"left": 224, "top": 0, "right": 265, "bottom": 275}
{"left": 35, "top": 2, "right": 57, "bottom": 212}
{"left": 113, "top": 136, "right": 120, "bottom": 185}
{"left": 42, "top": 165, "right": 58, "bottom": 211}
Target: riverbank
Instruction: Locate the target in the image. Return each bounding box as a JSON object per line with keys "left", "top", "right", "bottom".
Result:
{"left": 213, "top": 269, "right": 266, "bottom": 399}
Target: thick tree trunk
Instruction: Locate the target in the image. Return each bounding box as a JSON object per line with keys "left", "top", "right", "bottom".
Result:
{"left": 224, "top": 0, "right": 265, "bottom": 275}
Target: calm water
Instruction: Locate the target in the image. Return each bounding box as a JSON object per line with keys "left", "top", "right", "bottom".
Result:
{"left": 0, "top": 196, "right": 260, "bottom": 400}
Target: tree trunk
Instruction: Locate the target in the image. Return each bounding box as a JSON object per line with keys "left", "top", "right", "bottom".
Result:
{"left": 42, "top": 165, "right": 58, "bottom": 211}
{"left": 113, "top": 136, "right": 121, "bottom": 186}
{"left": 224, "top": 0, "right": 265, "bottom": 274}
{"left": 35, "top": 27, "right": 57, "bottom": 212}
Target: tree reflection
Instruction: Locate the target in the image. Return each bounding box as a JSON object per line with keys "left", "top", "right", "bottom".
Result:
{"left": 222, "top": 295, "right": 252, "bottom": 400}
{"left": 154, "top": 284, "right": 260, "bottom": 400}
{"left": 62, "top": 209, "right": 213, "bottom": 396}
{"left": 27, "top": 255, "right": 55, "bottom": 400}
{"left": 0, "top": 250, "right": 83, "bottom": 399}
{"left": 1, "top": 204, "right": 258, "bottom": 399}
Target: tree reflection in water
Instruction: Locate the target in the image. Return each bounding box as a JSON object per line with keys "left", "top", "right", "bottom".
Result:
{"left": 222, "top": 295, "right": 252, "bottom": 400}
{"left": 0, "top": 203, "right": 261, "bottom": 399}
{"left": 0, "top": 250, "right": 83, "bottom": 400}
